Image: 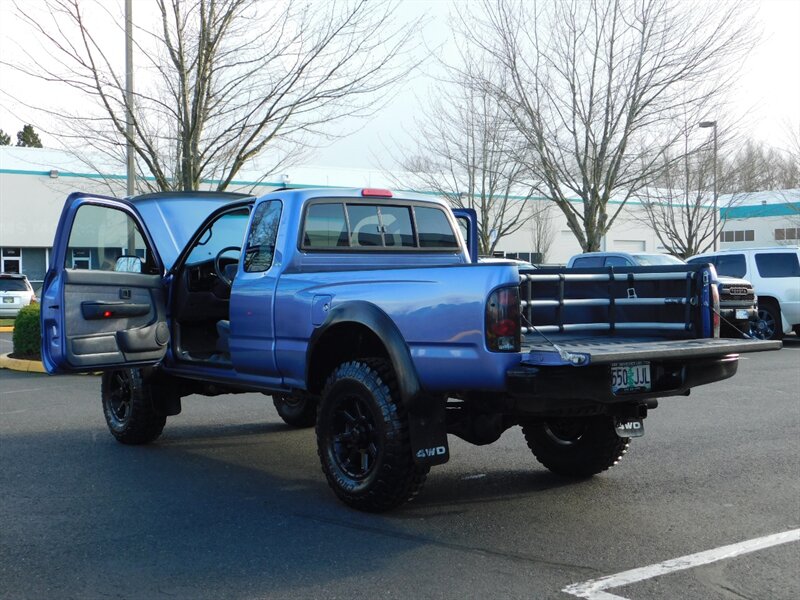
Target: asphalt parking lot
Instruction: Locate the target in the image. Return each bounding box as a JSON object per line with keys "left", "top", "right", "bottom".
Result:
{"left": 1, "top": 333, "right": 798, "bottom": 599}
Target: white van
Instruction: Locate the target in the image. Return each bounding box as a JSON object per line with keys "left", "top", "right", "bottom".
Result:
{"left": 687, "top": 247, "right": 800, "bottom": 340}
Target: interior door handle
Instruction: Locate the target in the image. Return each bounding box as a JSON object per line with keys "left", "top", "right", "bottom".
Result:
{"left": 81, "top": 301, "right": 150, "bottom": 320}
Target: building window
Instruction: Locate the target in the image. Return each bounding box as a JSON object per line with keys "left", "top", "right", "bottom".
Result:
{"left": 721, "top": 229, "right": 754, "bottom": 243}
{"left": 1, "top": 247, "right": 22, "bottom": 274}
{"left": 775, "top": 228, "right": 798, "bottom": 241}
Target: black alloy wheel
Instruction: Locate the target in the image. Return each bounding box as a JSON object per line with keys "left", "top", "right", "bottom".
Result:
{"left": 273, "top": 394, "right": 317, "bottom": 428}
{"left": 316, "top": 359, "right": 428, "bottom": 512}
{"left": 522, "top": 416, "right": 630, "bottom": 477}
{"left": 751, "top": 301, "right": 783, "bottom": 341}
{"left": 101, "top": 369, "right": 167, "bottom": 445}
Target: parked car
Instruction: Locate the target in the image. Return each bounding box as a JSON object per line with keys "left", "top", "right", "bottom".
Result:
{"left": 40, "top": 189, "right": 779, "bottom": 511}
{"left": 566, "top": 252, "right": 757, "bottom": 338}
{"left": 687, "top": 247, "right": 800, "bottom": 340}
{"left": 0, "top": 273, "right": 37, "bottom": 318}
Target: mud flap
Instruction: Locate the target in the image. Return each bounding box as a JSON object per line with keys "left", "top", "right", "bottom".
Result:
{"left": 408, "top": 397, "right": 450, "bottom": 466}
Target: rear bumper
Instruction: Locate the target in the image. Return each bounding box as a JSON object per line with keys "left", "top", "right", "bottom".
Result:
{"left": 507, "top": 354, "right": 740, "bottom": 405}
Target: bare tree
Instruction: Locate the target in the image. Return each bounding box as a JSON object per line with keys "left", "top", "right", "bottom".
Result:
{"left": 725, "top": 139, "right": 800, "bottom": 192}
{"left": 392, "top": 52, "right": 541, "bottom": 255}
{"left": 461, "top": 0, "right": 755, "bottom": 251}
{"left": 528, "top": 201, "right": 555, "bottom": 262}
{"left": 4, "top": 0, "right": 420, "bottom": 192}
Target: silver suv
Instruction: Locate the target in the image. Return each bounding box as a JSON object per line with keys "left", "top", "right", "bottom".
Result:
{"left": 0, "top": 273, "right": 37, "bottom": 318}
{"left": 687, "top": 247, "right": 800, "bottom": 340}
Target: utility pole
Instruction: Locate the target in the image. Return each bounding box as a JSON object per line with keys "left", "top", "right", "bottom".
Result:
{"left": 125, "top": 0, "right": 135, "bottom": 198}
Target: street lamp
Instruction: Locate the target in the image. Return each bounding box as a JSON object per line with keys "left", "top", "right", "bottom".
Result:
{"left": 699, "top": 120, "right": 718, "bottom": 250}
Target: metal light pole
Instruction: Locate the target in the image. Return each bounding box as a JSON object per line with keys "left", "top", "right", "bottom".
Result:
{"left": 699, "top": 120, "right": 718, "bottom": 250}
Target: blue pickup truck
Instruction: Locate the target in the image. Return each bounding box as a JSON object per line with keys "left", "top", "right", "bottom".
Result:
{"left": 41, "top": 188, "right": 780, "bottom": 511}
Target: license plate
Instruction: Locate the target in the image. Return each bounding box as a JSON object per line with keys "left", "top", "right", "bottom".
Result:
{"left": 735, "top": 309, "right": 749, "bottom": 320}
{"left": 2, "top": 297, "right": 15, "bottom": 304}
{"left": 611, "top": 362, "right": 651, "bottom": 394}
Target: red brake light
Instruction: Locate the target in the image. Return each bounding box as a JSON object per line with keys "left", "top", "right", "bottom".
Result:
{"left": 486, "top": 287, "right": 520, "bottom": 352}
{"left": 103, "top": 310, "right": 113, "bottom": 318}
{"left": 361, "top": 188, "right": 393, "bottom": 197}
{"left": 711, "top": 284, "right": 720, "bottom": 338}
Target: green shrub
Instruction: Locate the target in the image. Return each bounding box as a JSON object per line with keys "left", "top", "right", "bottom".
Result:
{"left": 12, "top": 303, "right": 41, "bottom": 359}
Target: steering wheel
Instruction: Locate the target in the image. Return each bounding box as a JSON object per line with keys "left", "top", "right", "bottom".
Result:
{"left": 214, "top": 246, "right": 241, "bottom": 287}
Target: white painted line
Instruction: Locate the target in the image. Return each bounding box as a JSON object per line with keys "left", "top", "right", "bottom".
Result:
{"left": 0, "top": 387, "right": 51, "bottom": 396}
{"left": 563, "top": 528, "right": 800, "bottom": 600}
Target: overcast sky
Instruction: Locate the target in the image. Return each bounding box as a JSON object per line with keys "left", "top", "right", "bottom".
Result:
{"left": 0, "top": 0, "right": 797, "bottom": 171}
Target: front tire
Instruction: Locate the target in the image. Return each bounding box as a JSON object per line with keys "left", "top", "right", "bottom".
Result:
{"left": 316, "top": 359, "right": 428, "bottom": 512}
{"left": 522, "top": 417, "right": 629, "bottom": 477}
{"left": 101, "top": 369, "right": 167, "bottom": 445}
{"left": 751, "top": 300, "right": 783, "bottom": 340}
{"left": 273, "top": 394, "right": 317, "bottom": 428}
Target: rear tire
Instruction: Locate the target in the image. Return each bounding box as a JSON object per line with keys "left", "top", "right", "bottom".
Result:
{"left": 522, "top": 417, "right": 629, "bottom": 477}
{"left": 751, "top": 300, "right": 783, "bottom": 341}
{"left": 273, "top": 394, "right": 317, "bottom": 428}
{"left": 316, "top": 359, "right": 428, "bottom": 512}
{"left": 101, "top": 369, "right": 167, "bottom": 445}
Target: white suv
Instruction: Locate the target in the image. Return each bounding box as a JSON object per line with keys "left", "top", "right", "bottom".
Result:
{"left": 687, "top": 247, "right": 800, "bottom": 340}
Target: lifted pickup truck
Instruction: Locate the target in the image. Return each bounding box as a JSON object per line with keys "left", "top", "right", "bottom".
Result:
{"left": 41, "top": 188, "right": 780, "bottom": 511}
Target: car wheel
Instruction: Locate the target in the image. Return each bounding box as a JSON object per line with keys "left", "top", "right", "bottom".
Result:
{"left": 273, "top": 394, "right": 317, "bottom": 428}
{"left": 316, "top": 359, "right": 428, "bottom": 512}
{"left": 101, "top": 369, "right": 167, "bottom": 445}
{"left": 521, "top": 416, "right": 629, "bottom": 477}
{"left": 751, "top": 300, "right": 783, "bottom": 341}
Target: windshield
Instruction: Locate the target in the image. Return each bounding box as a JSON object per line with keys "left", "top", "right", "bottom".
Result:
{"left": 633, "top": 254, "right": 685, "bottom": 266}
{"left": 186, "top": 209, "right": 250, "bottom": 265}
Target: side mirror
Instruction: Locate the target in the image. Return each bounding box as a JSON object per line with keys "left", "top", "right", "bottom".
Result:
{"left": 115, "top": 255, "right": 143, "bottom": 273}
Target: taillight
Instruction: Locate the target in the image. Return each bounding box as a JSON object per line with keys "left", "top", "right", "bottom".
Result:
{"left": 711, "top": 284, "right": 720, "bottom": 338}
{"left": 486, "top": 287, "right": 520, "bottom": 352}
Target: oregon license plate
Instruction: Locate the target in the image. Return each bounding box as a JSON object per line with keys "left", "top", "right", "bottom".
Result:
{"left": 611, "top": 362, "right": 651, "bottom": 394}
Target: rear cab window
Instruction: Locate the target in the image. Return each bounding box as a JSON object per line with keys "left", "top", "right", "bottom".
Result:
{"left": 571, "top": 256, "right": 604, "bottom": 268}
{"left": 301, "top": 199, "right": 459, "bottom": 252}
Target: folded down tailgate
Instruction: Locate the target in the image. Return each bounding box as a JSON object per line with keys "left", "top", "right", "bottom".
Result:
{"left": 522, "top": 337, "right": 782, "bottom": 366}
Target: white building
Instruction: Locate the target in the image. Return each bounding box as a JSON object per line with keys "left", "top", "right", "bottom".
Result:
{"left": 1, "top": 146, "right": 797, "bottom": 287}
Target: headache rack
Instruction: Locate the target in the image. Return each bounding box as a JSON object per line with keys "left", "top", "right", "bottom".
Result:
{"left": 517, "top": 265, "right": 711, "bottom": 337}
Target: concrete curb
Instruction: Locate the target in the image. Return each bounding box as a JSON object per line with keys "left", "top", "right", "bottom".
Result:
{"left": 0, "top": 326, "right": 14, "bottom": 332}
{"left": 0, "top": 352, "right": 47, "bottom": 373}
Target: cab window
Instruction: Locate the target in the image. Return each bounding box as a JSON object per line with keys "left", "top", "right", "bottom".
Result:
{"left": 571, "top": 256, "right": 604, "bottom": 268}
{"left": 66, "top": 204, "right": 157, "bottom": 273}
{"left": 301, "top": 201, "right": 457, "bottom": 251}
{"left": 244, "top": 201, "right": 282, "bottom": 272}
{"left": 414, "top": 206, "right": 458, "bottom": 248}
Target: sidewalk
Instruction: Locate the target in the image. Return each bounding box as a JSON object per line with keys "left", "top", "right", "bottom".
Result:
{"left": 0, "top": 325, "right": 47, "bottom": 373}
{"left": 0, "top": 352, "right": 47, "bottom": 373}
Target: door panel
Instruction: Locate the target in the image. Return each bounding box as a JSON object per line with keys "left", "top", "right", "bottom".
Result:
{"left": 452, "top": 208, "right": 478, "bottom": 262}
{"left": 41, "top": 194, "right": 168, "bottom": 373}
